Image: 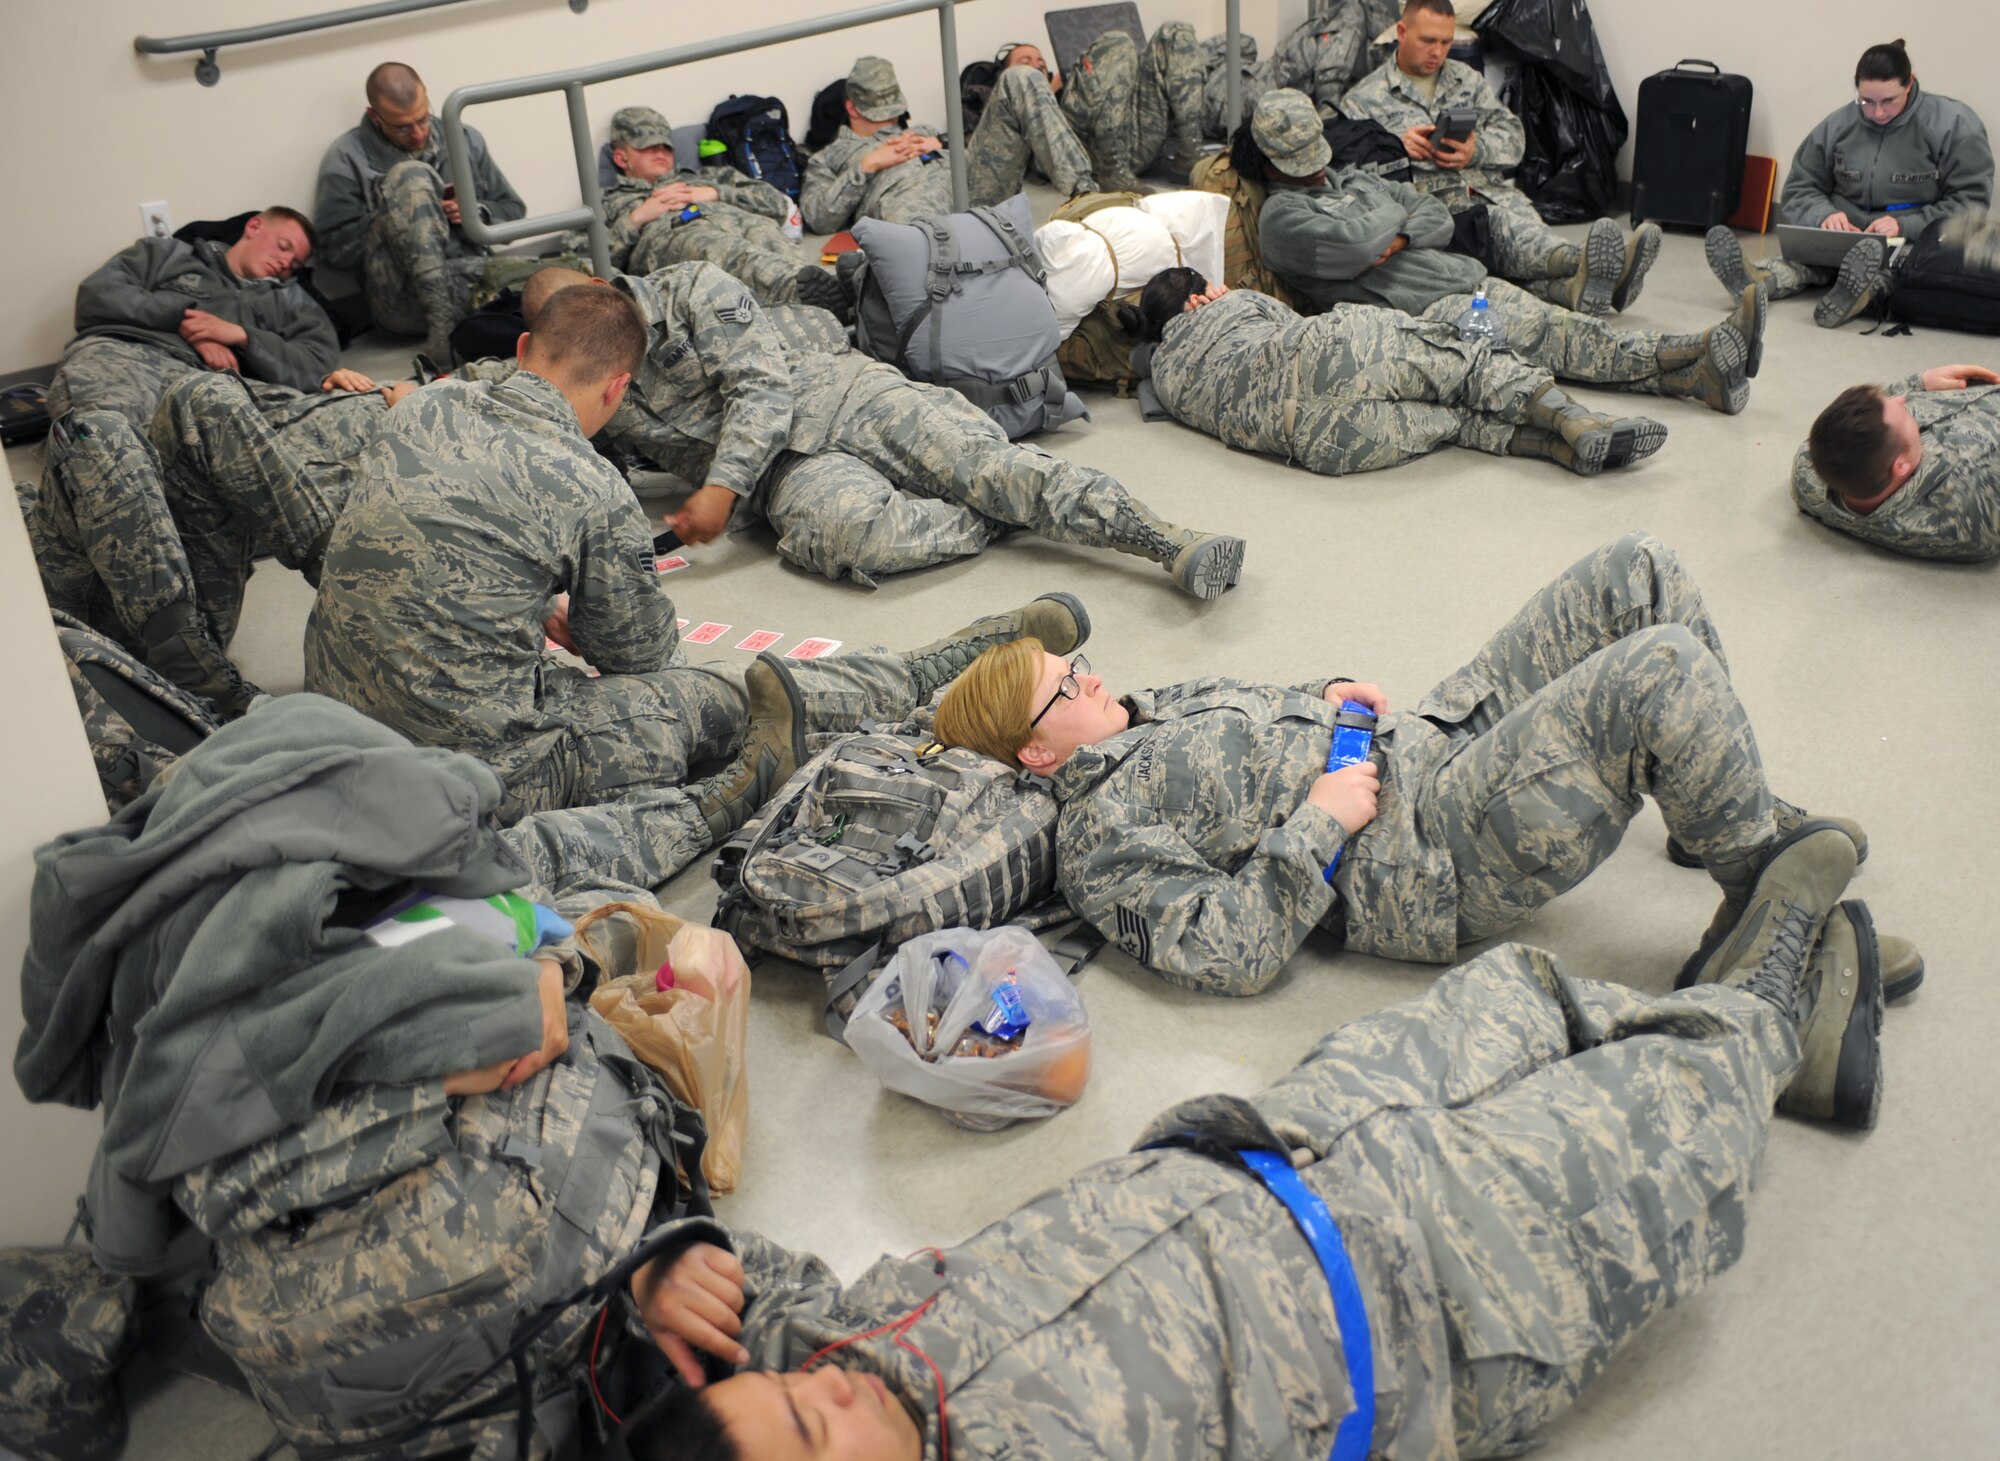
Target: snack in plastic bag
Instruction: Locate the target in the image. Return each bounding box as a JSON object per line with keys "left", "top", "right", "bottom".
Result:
{"left": 577, "top": 902, "right": 751, "bottom": 1193}
{"left": 845, "top": 926, "right": 1091, "bottom": 1131}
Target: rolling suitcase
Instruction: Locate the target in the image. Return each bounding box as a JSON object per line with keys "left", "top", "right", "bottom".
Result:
{"left": 1631, "top": 59, "right": 1752, "bottom": 229}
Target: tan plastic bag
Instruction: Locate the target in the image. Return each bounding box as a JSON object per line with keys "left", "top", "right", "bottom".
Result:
{"left": 577, "top": 903, "right": 752, "bottom": 1194}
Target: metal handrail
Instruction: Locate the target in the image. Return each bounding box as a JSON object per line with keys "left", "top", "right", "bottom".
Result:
{"left": 135, "top": 0, "right": 588, "bottom": 87}
{"left": 441, "top": 0, "right": 982, "bottom": 277}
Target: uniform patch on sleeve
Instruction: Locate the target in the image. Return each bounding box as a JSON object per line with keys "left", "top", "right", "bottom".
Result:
{"left": 1115, "top": 905, "right": 1153, "bottom": 965}
{"left": 714, "top": 292, "right": 761, "bottom": 325}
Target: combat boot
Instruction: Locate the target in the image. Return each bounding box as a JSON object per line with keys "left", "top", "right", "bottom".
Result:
{"left": 1814, "top": 236, "right": 1891, "bottom": 329}
{"left": 1104, "top": 503, "right": 1245, "bottom": 599}
{"left": 902, "top": 592, "right": 1092, "bottom": 701}
{"left": 1610, "top": 222, "right": 1663, "bottom": 312}
{"left": 1665, "top": 795, "right": 1868, "bottom": 869}
{"left": 1513, "top": 385, "right": 1668, "bottom": 475}
{"left": 793, "top": 265, "right": 855, "bottom": 325}
{"left": 1560, "top": 218, "right": 1625, "bottom": 315}
{"left": 139, "top": 602, "right": 262, "bottom": 719}
{"left": 1704, "top": 225, "right": 1771, "bottom": 299}
{"left": 411, "top": 266, "right": 461, "bottom": 366}
{"left": 1655, "top": 321, "right": 1750, "bottom": 415}
{"left": 696, "top": 652, "right": 809, "bottom": 841}
{"left": 1777, "top": 900, "right": 1885, "bottom": 1129}
{"left": 1675, "top": 821, "right": 1857, "bottom": 992}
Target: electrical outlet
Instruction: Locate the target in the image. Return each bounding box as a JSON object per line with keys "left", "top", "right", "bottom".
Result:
{"left": 139, "top": 200, "right": 173, "bottom": 238}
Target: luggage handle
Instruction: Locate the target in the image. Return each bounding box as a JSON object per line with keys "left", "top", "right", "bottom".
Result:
{"left": 1672, "top": 59, "right": 1722, "bottom": 74}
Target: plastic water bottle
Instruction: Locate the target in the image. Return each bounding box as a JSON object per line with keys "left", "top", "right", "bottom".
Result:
{"left": 783, "top": 202, "right": 804, "bottom": 242}
{"left": 1455, "top": 286, "right": 1506, "bottom": 348}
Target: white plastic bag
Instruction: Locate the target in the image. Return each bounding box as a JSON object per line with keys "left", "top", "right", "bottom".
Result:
{"left": 845, "top": 927, "right": 1092, "bottom": 1131}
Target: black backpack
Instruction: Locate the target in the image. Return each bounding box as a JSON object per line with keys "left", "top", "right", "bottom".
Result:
{"left": 805, "top": 77, "right": 850, "bottom": 153}
{"left": 1883, "top": 216, "right": 2000, "bottom": 336}
{"left": 705, "top": 94, "right": 803, "bottom": 199}
{"left": 959, "top": 58, "right": 1001, "bottom": 136}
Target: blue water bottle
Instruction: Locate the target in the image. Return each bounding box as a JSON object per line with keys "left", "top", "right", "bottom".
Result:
{"left": 1323, "top": 699, "right": 1377, "bottom": 884}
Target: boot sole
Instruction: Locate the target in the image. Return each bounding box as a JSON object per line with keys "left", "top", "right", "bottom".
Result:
{"left": 1568, "top": 417, "right": 1667, "bottom": 476}
{"left": 1883, "top": 951, "right": 1923, "bottom": 1002}
{"left": 1706, "top": 324, "right": 1751, "bottom": 416}
{"left": 1674, "top": 819, "right": 1853, "bottom": 989}
{"left": 1740, "top": 281, "right": 1769, "bottom": 379}
{"left": 1611, "top": 224, "right": 1662, "bottom": 312}
{"left": 1705, "top": 225, "right": 1755, "bottom": 299}
{"left": 1175, "top": 535, "right": 1245, "bottom": 600}
{"left": 1814, "top": 238, "right": 1887, "bottom": 329}
{"left": 1032, "top": 591, "right": 1092, "bottom": 655}
{"left": 1578, "top": 219, "right": 1623, "bottom": 315}
{"left": 1805, "top": 900, "right": 1885, "bottom": 1129}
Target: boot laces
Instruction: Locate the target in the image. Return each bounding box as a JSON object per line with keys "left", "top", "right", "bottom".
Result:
{"left": 1743, "top": 896, "right": 1820, "bottom": 1016}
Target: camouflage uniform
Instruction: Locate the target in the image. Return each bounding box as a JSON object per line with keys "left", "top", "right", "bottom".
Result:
{"left": 1049, "top": 532, "right": 1773, "bottom": 993}
{"left": 1059, "top": 22, "right": 1205, "bottom": 189}
{"left": 0, "top": 1248, "right": 140, "bottom": 1461}
{"left": 1264, "top": 0, "right": 1399, "bottom": 118}
{"left": 965, "top": 63, "right": 1098, "bottom": 205}
{"left": 305, "top": 369, "right": 928, "bottom": 888}
{"left": 1149, "top": 287, "right": 1553, "bottom": 473}
{"left": 662, "top": 940, "right": 1801, "bottom": 1460}
{"left": 314, "top": 112, "right": 527, "bottom": 346}
{"left": 48, "top": 235, "right": 341, "bottom": 426}
{"left": 613, "top": 262, "right": 1215, "bottom": 587}
{"left": 1200, "top": 32, "right": 1267, "bottom": 139}
{"left": 1340, "top": 58, "right": 1586, "bottom": 304}
{"left": 802, "top": 58, "right": 953, "bottom": 231}
{"left": 1792, "top": 374, "right": 2000, "bottom": 561}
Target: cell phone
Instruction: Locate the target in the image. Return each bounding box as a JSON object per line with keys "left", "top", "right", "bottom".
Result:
{"left": 1436, "top": 108, "right": 1477, "bottom": 145}
{"left": 441, "top": 182, "right": 456, "bottom": 201}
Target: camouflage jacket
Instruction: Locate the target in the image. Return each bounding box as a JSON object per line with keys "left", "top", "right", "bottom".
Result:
{"left": 1791, "top": 374, "right": 2000, "bottom": 561}
{"left": 800, "top": 122, "right": 954, "bottom": 233}
{"left": 1048, "top": 677, "right": 1457, "bottom": 995}
{"left": 305, "top": 371, "right": 680, "bottom": 758}
{"left": 313, "top": 113, "right": 526, "bottom": 272}
{"left": 1259, "top": 170, "right": 1482, "bottom": 314}
{"left": 1779, "top": 86, "right": 1993, "bottom": 234}
{"left": 609, "top": 262, "right": 882, "bottom": 498}
{"left": 1265, "top": 0, "right": 1399, "bottom": 117}
{"left": 1339, "top": 58, "right": 1526, "bottom": 209}
{"left": 601, "top": 164, "right": 794, "bottom": 272}
{"left": 652, "top": 1091, "right": 1452, "bottom": 1459}
{"left": 68, "top": 236, "right": 339, "bottom": 393}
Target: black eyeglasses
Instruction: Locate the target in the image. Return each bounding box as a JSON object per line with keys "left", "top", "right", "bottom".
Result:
{"left": 1029, "top": 655, "right": 1090, "bottom": 729}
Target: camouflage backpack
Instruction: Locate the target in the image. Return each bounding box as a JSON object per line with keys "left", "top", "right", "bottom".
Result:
{"left": 1188, "top": 153, "right": 1317, "bottom": 313}
{"left": 51, "top": 611, "right": 219, "bottom": 812}
{"left": 0, "top": 1249, "right": 138, "bottom": 1461}
{"left": 710, "top": 731, "right": 1069, "bottom": 1017}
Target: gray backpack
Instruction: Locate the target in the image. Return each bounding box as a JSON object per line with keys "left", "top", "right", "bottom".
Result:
{"left": 851, "top": 192, "right": 1088, "bottom": 438}
{"left": 51, "top": 611, "right": 219, "bottom": 812}
{"left": 711, "top": 731, "right": 1085, "bottom": 1024}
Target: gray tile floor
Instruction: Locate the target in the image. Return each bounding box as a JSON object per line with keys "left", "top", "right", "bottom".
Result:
{"left": 11, "top": 209, "right": 1998, "bottom": 1458}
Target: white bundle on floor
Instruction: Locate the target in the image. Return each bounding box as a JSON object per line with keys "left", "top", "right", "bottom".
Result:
{"left": 1037, "top": 191, "right": 1231, "bottom": 337}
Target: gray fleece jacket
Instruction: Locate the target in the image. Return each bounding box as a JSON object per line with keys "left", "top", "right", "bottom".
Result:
{"left": 1259, "top": 167, "right": 1484, "bottom": 314}
{"left": 1779, "top": 84, "right": 1993, "bottom": 234}
{"left": 16, "top": 694, "right": 547, "bottom": 1274}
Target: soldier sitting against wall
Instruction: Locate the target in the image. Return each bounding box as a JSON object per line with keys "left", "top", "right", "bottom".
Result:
{"left": 600, "top": 105, "right": 851, "bottom": 321}
{"left": 622, "top": 873, "right": 1887, "bottom": 1457}
{"left": 46, "top": 207, "right": 338, "bottom": 429}
{"left": 800, "top": 58, "right": 955, "bottom": 232}
{"left": 1132, "top": 263, "right": 1761, "bottom": 481}
{"left": 1792, "top": 362, "right": 2000, "bottom": 561}
{"left": 933, "top": 532, "right": 1923, "bottom": 1004}
{"left": 519, "top": 265, "right": 1247, "bottom": 597}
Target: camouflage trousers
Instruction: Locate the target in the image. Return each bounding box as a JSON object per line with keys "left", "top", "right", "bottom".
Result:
{"left": 0, "top": 1247, "right": 140, "bottom": 1461}
{"left": 1412, "top": 531, "right": 1774, "bottom": 940}
{"left": 364, "top": 159, "right": 496, "bottom": 341}
{"left": 1473, "top": 182, "right": 1586, "bottom": 308}
{"left": 966, "top": 63, "right": 1097, "bottom": 206}
{"left": 493, "top": 646, "right": 922, "bottom": 895}
{"left": 630, "top": 211, "right": 813, "bottom": 310}
{"left": 1061, "top": 22, "right": 1205, "bottom": 185}
{"left": 1287, "top": 306, "right": 1551, "bottom": 473}
{"left": 45, "top": 336, "right": 200, "bottom": 429}
{"left": 1423, "top": 280, "right": 1664, "bottom": 389}
{"left": 761, "top": 371, "right": 1173, "bottom": 584}
{"left": 1760, "top": 256, "right": 1834, "bottom": 301}
{"left": 1255, "top": 941, "right": 1796, "bottom": 1455}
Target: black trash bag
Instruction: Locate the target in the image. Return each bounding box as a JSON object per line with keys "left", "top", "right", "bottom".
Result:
{"left": 1474, "top": 0, "right": 1627, "bottom": 224}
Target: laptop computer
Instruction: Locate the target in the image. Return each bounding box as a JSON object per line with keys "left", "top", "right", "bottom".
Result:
{"left": 1777, "top": 223, "right": 1906, "bottom": 270}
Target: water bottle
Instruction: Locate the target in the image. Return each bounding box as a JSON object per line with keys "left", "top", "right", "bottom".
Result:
{"left": 782, "top": 202, "right": 804, "bottom": 242}
{"left": 1455, "top": 286, "right": 1506, "bottom": 349}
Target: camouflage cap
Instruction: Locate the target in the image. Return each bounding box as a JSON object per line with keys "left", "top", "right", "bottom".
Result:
{"left": 609, "top": 105, "right": 673, "bottom": 150}
{"left": 1251, "top": 88, "right": 1333, "bottom": 178}
{"left": 847, "top": 56, "right": 908, "bottom": 122}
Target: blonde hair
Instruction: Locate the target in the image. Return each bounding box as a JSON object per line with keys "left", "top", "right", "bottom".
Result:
{"left": 934, "top": 637, "right": 1044, "bottom": 766}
